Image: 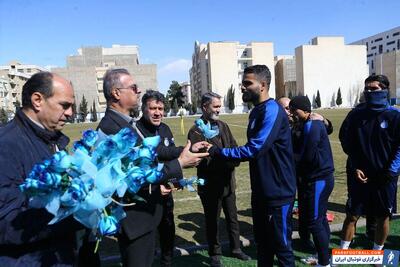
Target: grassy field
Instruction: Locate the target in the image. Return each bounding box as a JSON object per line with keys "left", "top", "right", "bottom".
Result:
{"left": 63, "top": 108, "right": 400, "bottom": 266}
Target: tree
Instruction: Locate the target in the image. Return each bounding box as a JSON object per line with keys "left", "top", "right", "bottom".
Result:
{"left": 90, "top": 100, "right": 98, "bottom": 122}
{"left": 79, "top": 95, "right": 88, "bottom": 122}
{"left": 171, "top": 98, "right": 178, "bottom": 115}
{"left": 14, "top": 99, "right": 21, "bottom": 113}
{"left": 227, "top": 85, "right": 235, "bottom": 111}
{"left": 336, "top": 87, "right": 342, "bottom": 106}
{"left": 167, "top": 81, "right": 184, "bottom": 109}
{"left": 191, "top": 101, "right": 197, "bottom": 114}
{"left": 315, "top": 90, "right": 321, "bottom": 108}
{"left": 0, "top": 108, "right": 8, "bottom": 124}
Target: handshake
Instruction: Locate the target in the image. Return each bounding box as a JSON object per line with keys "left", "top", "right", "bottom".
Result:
{"left": 177, "top": 141, "right": 213, "bottom": 169}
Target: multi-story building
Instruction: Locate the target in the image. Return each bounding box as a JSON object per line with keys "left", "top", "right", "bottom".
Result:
{"left": 350, "top": 26, "right": 400, "bottom": 74}
{"left": 179, "top": 82, "right": 192, "bottom": 105}
{"left": 53, "top": 45, "right": 157, "bottom": 116}
{"left": 190, "top": 41, "right": 275, "bottom": 113}
{"left": 295, "top": 36, "right": 368, "bottom": 108}
{"left": 274, "top": 55, "right": 297, "bottom": 98}
{"left": 0, "top": 61, "right": 47, "bottom": 112}
{"left": 351, "top": 26, "right": 400, "bottom": 103}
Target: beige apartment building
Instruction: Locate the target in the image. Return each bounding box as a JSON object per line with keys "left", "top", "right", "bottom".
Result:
{"left": 53, "top": 45, "right": 157, "bottom": 115}
{"left": 295, "top": 37, "right": 368, "bottom": 108}
{"left": 0, "top": 61, "right": 47, "bottom": 113}
{"left": 190, "top": 41, "right": 275, "bottom": 113}
{"left": 375, "top": 50, "right": 400, "bottom": 103}
{"left": 274, "top": 55, "right": 297, "bottom": 98}
{"left": 351, "top": 26, "right": 400, "bottom": 104}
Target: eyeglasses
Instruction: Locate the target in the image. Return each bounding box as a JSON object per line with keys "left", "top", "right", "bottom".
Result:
{"left": 117, "top": 84, "right": 139, "bottom": 93}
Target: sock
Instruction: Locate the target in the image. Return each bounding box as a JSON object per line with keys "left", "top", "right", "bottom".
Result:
{"left": 372, "top": 243, "right": 384, "bottom": 250}
{"left": 340, "top": 240, "right": 351, "bottom": 249}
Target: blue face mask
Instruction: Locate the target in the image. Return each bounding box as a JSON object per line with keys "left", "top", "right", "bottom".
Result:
{"left": 364, "top": 89, "right": 389, "bottom": 111}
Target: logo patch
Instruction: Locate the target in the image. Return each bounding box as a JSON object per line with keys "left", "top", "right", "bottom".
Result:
{"left": 164, "top": 138, "right": 170, "bottom": 146}
{"left": 380, "top": 120, "right": 388, "bottom": 129}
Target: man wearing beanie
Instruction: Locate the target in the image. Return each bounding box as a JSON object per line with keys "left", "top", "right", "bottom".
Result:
{"left": 290, "top": 96, "right": 335, "bottom": 267}
{"left": 339, "top": 74, "right": 399, "bottom": 252}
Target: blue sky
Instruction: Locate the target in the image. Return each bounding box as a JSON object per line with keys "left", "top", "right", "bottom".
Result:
{"left": 0, "top": 0, "right": 399, "bottom": 93}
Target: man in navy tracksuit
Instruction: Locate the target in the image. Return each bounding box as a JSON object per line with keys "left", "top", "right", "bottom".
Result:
{"left": 290, "top": 96, "right": 334, "bottom": 267}
{"left": 339, "top": 74, "right": 400, "bottom": 251}
{"left": 208, "top": 65, "right": 296, "bottom": 267}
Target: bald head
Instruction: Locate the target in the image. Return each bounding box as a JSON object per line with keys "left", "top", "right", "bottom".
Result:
{"left": 278, "top": 97, "right": 291, "bottom": 116}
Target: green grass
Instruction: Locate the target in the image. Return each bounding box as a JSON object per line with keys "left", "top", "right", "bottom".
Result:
{"left": 63, "top": 109, "right": 400, "bottom": 266}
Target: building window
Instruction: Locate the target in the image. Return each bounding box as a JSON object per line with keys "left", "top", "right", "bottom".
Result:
{"left": 375, "top": 38, "right": 383, "bottom": 42}
{"left": 371, "top": 60, "right": 374, "bottom": 69}
{"left": 398, "top": 39, "right": 400, "bottom": 49}
{"left": 243, "top": 50, "right": 248, "bottom": 57}
{"left": 26, "top": 68, "right": 31, "bottom": 73}
{"left": 393, "top": 32, "right": 400, "bottom": 37}
{"left": 387, "top": 41, "right": 395, "bottom": 45}
{"left": 243, "top": 62, "right": 248, "bottom": 69}
{"left": 379, "top": 45, "right": 383, "bottom": 53}
{"left": 371, "top": 46, "right": 376, "bottom": 50}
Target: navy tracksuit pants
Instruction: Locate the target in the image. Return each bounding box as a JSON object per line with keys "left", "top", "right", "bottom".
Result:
{"left": 298, "top": 175, "right": 334, "bottom": 266}
{"left": 252, "top": 197, "right": 294, "bottom": 267}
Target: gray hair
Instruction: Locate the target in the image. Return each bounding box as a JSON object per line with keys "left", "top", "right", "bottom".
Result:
{"left": 201, "top": 92, "right": 221, "bottom": 107}
{"left": 103, "top": 68, "right": 130, "bottom": 102}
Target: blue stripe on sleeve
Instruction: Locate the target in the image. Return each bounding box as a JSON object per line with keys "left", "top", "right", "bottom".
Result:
{"left": 300, "top": 120, "right": 312, "bottom": 158}
{"left": 220, "top": 101, "right": 279, "bottom": 159}
{"left": 314, "top": 180, "right": 326, "bottom": 220}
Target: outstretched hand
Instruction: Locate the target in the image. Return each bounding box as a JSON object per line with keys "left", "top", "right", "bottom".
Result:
{"left": 191, "top": 141, "right": 212, "bottom": 152}
{"left": 178, "top": 140, "right": 209, "bottom": 168}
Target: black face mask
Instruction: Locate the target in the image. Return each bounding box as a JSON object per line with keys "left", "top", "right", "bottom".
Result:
{"left": 364, "top": 89, "right": 389, "bottom": 111}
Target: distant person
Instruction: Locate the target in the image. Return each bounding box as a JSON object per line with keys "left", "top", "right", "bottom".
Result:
{"left": 278, "top": 96, "right": 333, "bottom": 135}
{"left": 289, "top": 96, "right": 334, "bottom": 267}
{"left": 97, "top": 69, "right": 208, "bottom": 267}
{"left": 0, "top": 72, "right": 81, "bottom": 265}
{"left": 339, "top": 74, "right": 399, "bottom": 251}
{"left": 208, "top": 65, "right": 296, "bottom": 266}
{"left": 188, "top": 92, "right": 251, "bottom": 267}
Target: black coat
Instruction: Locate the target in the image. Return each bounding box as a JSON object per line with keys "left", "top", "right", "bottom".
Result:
{"left": 97, "top": 109, "right": 182, "bottom": 240}
{"left": 0, "top": 110, "right": 79, "bottom": 265}
{"left": 187, "top": 118, "right": 240, "bottom": 196}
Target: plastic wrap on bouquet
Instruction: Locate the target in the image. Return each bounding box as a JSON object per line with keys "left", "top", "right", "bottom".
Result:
{"left": 20, "top": 127, "right": 163, "bottom": 237}
{"left": 166, "top": 176, "right": 205, "bottom": 192}
{"left": 195, "top": 119, "right": 219, "bottom": 139}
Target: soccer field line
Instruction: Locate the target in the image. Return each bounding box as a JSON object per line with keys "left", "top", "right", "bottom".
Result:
{"left": 175, "top": 190, "right": 252, "bottom": 202}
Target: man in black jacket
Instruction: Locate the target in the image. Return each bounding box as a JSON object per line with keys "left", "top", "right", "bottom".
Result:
{"left": 0, "top": 72, "right": 80, "bottom": 266}
{"left": 188, "top": 92, "right": 251, "bottom": 267}
{"left": 97, "top": 68, "right": 208, "bottom": 267}
{"left": 136, "top": 90, "right": 209, "bottom": 267}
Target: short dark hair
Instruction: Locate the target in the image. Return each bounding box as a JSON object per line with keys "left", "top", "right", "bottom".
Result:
{"left": 244, "top": 65, "right": 271, "bottom": 87}
{"left": 22, "top": 72, "right": 54, "bottom": 108}
{"left": 103, "top": 68, "right": 130, "bottom": 102}
{"left": 141, "top": 89, "right": 165, "bottom": 112}
{"left": 201, "top": 92, "right": 221, "bottom": 107}
{"left": 364, "top": 74, "right": 390, "bottom": 89}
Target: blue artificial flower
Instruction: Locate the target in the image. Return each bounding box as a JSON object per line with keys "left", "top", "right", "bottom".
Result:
{"left": 195, "top": 119, "right": 219, "bottom": 139}
{"left": 82, "top": 129, "right": 98, "bottom": 147}
{"left": 98, "top": 215, "right": 119, "bottom": 236}
{"left": 48, "top": 151, "right": 72, "bottom": 172}
{"left": 111, "top": 127, "right": 138, "bottom": 154}
{"left": 60, "top": 178, "right": 91, "bottom": 207}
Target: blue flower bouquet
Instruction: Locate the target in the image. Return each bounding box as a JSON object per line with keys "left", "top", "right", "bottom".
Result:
{"left": 20, "top": 127, "right": 163, "bottom": 237}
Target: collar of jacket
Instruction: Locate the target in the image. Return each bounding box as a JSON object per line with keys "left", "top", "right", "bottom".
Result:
{"left": 15, "top": 110, "right": 69, "bottom": 149}
{"left": 138, "top": 116, "right": 159, "bottom": 135}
